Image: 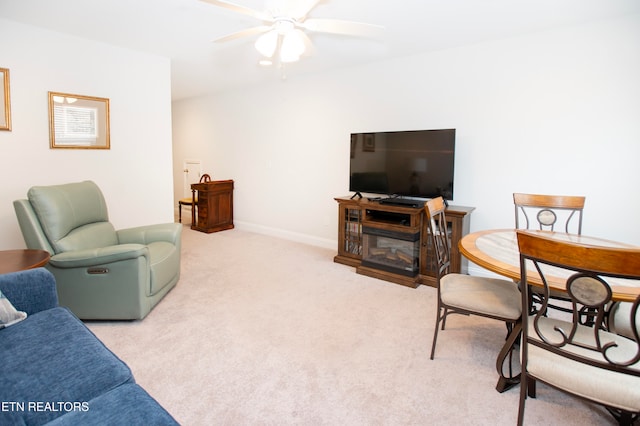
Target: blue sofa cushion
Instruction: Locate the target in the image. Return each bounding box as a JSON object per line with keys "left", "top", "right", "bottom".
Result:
{"left": 0, "top": 307, "right": 134, "bottom": 425}
{"left": 0, "top": 268, "right": 58, "bottom": 315}
{"left": 46, "top": 383, "right": 178, "bottom": 426}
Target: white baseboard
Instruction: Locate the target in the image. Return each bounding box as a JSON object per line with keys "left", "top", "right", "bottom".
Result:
{"left": 234, "top": 221, "right": 337, "bottom": 250}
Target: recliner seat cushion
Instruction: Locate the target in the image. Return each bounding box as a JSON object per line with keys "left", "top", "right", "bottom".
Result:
{"left": 0, "top": 307, "right": 134, "bottom": 425}
{"left": 148, "top": 241, "right": 180, "bottom": 296}
{"left": 28, "top": 181, "right": 116, "bottom": 253}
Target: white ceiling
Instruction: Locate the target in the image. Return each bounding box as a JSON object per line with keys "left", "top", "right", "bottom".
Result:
{"left": 2, "top": 0, "right": 639, "bottom": 101}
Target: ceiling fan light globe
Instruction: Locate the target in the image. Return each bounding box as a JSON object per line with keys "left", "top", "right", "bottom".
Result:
{"left": 281, "top": 30, "right": 305, "bottom": 59}
{"left": 255, "top": 30, "right": 278, "bottom": 57}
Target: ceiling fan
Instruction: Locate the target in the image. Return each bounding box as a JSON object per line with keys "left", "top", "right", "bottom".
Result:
{"left": 200, "top": 0, "right": 384, "bottom": 65}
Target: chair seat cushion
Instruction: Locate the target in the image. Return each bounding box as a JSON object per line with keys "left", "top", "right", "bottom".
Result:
{"left": 441, "top": 274, "right": 521, "bottom": 320}
{"left": 0, "top": 307, "right": 134, "bottom": 425}
{"left": 526, "top": 316, "right": 640, "bottom": 413}
{"left": 609, "top": 301, "right": 640, "bottom": 341}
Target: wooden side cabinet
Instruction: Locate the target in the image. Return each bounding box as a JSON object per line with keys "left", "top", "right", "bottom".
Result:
{"left": 191, "top": 179, "right": 234, "bottom": 233}
{"left": 334, "top": 196, "right": 474, "bottom": 288}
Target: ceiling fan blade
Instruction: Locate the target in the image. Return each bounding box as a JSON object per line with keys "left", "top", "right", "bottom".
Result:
{"left": 213, "top": 26, "right": 272, "bottom": 43}
{"left": 199, "top": 0, "right": 272, "bottom": 22}
{"left": 301, "top": 19, "right": 385, "bottom": 39}
{"left": 291, "top": 0, "right": 324, "bottom": 21}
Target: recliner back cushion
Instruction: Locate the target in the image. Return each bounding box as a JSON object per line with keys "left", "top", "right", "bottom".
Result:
{"left": 55, "top": 222, "right": 118, "bottom": 253}
{"left": 28, "top": 181, "right": 117, "bottom": 253}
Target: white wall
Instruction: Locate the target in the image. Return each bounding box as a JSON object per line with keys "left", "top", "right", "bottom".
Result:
{"left": 172, "top": 14, "right": 640, "bottom": 253}
{"left": 0, "top": 19, "right": 175, "bottom": 250}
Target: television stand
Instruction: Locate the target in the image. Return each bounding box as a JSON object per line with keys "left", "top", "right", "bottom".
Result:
{"left": 334, "top": 196, "right": 474, "bottom": 288}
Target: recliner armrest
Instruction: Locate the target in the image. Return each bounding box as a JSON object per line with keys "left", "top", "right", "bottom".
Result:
{"left": 0, "top": 268, "right": 58, "bottom": 314}
{"left": 117, "top": 223, "right": 182, "bottom": 246}
{"left": 48, "top": 244, "right": 148, "bottom": 268}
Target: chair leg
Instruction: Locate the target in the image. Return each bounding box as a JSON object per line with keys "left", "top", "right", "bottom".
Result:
{"left": 517, "top": 373, "right": 528, "bottom": 426}
{"left": 495, "top": 321, "right": 522, "bottom": 393}
{"left": 179, "top": 203, "right": 182, "bottom": 223}
{"left": 603, "top": 406, "right": 638, "bottom": 426}
{"left": 430, "top": 302, "right": 443, "bottom": 360}
{"left": 527, "top": 378, "right": 536, "bottom": 398}
{"left": 441, "top": 307, "right": 448, "bottom": 330}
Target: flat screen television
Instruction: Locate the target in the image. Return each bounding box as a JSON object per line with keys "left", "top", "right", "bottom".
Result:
{"left": 349, "top": 129, "right": 456, "bottom": 201}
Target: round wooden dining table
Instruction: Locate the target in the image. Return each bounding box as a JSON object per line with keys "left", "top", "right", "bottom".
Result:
{"left": 457, "top": 228, "right": 640, "bottom": 392}
{"left": 459, "top": 229, "right": 640, "bottom": 302}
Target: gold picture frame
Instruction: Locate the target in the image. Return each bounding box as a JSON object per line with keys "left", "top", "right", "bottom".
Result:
{"left": 0, "top": 68, "right": 11, "bottom": 131}
{"left": 48, "top": 92, "right": 110, "bottom": 149}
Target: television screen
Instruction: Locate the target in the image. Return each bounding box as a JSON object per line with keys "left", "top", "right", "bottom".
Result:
{"left": 349, "top": 129, "right": 456, "bottom": 200}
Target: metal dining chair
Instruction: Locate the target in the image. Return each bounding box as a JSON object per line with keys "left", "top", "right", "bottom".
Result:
{"left": 514, "top": 193, "right": 587, "bottom": 318}
{"left": 516, "top": 230, "right": 640, "bottom": 426}
{"left": 425, "top": 197, "right": 522, "bottom": 391}
{"left": 513, "top": 193, "right": 585, "bottom": 235}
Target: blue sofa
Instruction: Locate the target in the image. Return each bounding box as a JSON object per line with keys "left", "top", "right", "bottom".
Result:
{"left": 0, "top": 268, "right": 178, "bottom": 425}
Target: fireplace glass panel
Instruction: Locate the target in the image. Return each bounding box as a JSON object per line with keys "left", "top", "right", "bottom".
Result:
{"left": 362, "top": 227, "right": 420, "bottom": 277}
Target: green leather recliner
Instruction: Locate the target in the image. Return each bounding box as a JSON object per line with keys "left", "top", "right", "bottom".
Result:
{"left": 13, "top": 180, "right": 181, "bottom": 320}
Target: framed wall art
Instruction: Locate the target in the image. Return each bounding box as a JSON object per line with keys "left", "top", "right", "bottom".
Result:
{"left": 363, "top": 133, "right": 375, "bottom": 152}
{"left": 48, "top": 92, "right": 110, "bottom": 149}
{"left": 0, "top": 68, "right": 11, "bottom": 131}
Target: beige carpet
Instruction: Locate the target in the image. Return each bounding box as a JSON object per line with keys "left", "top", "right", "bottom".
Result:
{"left": 87, "top": 226, "right": 614, "bottom": 425}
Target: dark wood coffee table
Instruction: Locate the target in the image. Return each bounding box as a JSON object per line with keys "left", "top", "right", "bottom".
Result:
{"left": 0, "top": 249, "right": 51, "bottom": 274}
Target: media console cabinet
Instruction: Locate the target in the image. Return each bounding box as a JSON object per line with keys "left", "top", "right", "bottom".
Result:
{"left": 334, "top": 196, "right": 474, "bottom": 288}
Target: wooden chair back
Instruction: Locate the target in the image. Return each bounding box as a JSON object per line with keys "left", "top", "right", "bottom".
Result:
{"left": 513, "top": 193, "right": 585, "bottom": 234}
{"left": 424, "top": 197, "right": 451, "bottom": 277}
